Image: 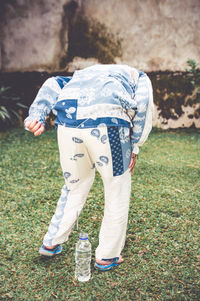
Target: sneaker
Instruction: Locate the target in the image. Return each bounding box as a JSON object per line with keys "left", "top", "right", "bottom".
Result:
{"left": 39, "top": 244, "right": 63, "bottom": 257}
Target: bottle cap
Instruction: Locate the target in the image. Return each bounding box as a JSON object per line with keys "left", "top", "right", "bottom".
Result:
{"left": 79, "top": 232, "right": 88, "bottom": 240}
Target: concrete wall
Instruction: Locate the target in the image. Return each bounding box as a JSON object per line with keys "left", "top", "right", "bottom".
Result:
{"left": 1, "top": 0, "right": 200, "bottom": 72}
{"left": 0, "top": 0, "right": 70, "bottom": 71}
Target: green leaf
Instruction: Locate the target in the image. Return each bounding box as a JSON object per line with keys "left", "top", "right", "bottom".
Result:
{"left": 0, "top": 111, "right": 6, "bottom": 120}
{"left": 10, "top": 109, "right": 20, "bottom": 119}
{"left": 0, "top": 110, "right": 10, "bottom": 120}
{"left": 16, "top": 102, "right": 28, "bottom": 109}
{"left": 0, "top": 86, "right": 10, "bottom": 93}
{"left": 0, "top": 106, "right": 10, "bottom": 114}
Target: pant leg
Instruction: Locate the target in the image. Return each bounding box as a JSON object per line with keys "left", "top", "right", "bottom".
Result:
{"left": 83, "top": 126, "right": 132, "bottom": 259}
{"left": 95, "top": 170, "right": 131, "bottom": 259}
{"left": 43, "top": 125, "right": 95, "bottom": 246}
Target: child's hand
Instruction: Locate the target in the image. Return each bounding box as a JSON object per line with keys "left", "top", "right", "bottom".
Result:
{"left": 129, "top": 153, "right": 137, "bottom": 173}
{"left": 25, "top": 119, "right": 45, "bottom": 136}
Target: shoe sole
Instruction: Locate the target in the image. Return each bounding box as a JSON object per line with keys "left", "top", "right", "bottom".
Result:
{"left": 94, "top": 260, "right": 123, "bottom": 271}
{"left": 39, "top": 246, "right": 63, "bottom": 257}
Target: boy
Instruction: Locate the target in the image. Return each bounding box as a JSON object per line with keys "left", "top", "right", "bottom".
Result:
{"left": 25, "top": 64, "right": 154, "bottom": 271}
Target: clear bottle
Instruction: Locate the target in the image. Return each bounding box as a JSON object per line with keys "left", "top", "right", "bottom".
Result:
{"left": 75, "top": 232, "right": 91, "bottom": 282}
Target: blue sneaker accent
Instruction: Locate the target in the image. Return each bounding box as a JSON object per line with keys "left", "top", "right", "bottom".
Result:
{"left": 94, "top": 257, "right": 121, "bottom": 271}
{"left": 39, "top": 244, "right": 63, "bottom": 257}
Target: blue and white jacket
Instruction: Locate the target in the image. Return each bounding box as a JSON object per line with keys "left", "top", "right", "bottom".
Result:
{"left": 25, "top": 64, "right": 154, "bottom": 154}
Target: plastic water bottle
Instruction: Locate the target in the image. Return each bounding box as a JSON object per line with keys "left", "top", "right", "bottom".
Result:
{"left": 75, "top": 233, "right": 91, "bottom": 282}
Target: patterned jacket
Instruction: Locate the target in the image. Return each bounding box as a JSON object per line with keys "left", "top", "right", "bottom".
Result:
{"left": 25, "top": 64, "right": 154, "bottom": 154}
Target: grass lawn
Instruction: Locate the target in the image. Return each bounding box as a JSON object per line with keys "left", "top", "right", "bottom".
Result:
{"left": 0, "top": 127, "right": 199, "bottom": 300}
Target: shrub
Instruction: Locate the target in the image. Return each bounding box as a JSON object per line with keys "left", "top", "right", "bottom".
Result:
{"left": 185, "top": 59, "right": 200, "bottom": 119}
{"left": 150, "top": 59, "right": 200, "bottom": 123}
{"left": 0, "top": 86, "right": 27, "bottom": 130}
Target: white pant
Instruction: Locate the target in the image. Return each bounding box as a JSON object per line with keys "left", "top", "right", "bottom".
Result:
{"left": 43, "top": 125, "right": 131, "bottom": 259}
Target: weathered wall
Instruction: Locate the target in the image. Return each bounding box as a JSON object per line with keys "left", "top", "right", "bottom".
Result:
{"left": 153, "top": 105, "right": 200, "bottom": 129}
{"left": 0, "top": 0, "right": 71, "bottom": 71}
{"left": 82, "top": 0, "right": 200, "bottom": 72}
{"left": 0, "top": 0, "right": 200, "bottom": 72}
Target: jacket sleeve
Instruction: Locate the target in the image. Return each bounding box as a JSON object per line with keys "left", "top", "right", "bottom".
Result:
{"left": 130, "top": 73, "right": 154, "bottom": 154}
{"left": 24, "top": 76, "right": 71, "bottom": 128}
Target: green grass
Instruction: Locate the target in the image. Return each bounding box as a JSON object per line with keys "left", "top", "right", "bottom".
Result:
{"left": 0, "top": 128, "right": 199, "bottom": 301}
